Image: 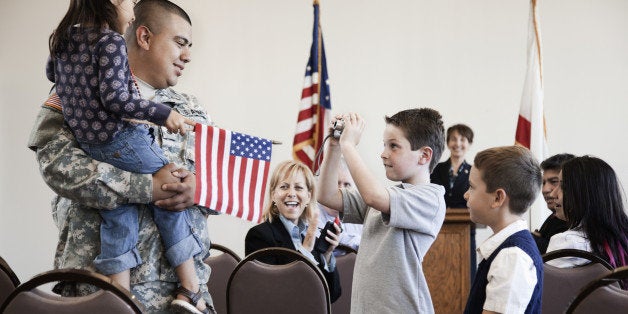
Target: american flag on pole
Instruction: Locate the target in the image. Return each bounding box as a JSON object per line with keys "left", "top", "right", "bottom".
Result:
{"left": 515, "top": 0, "right": 549, "bottom": 229}
{"left": 194, "top": 124, "right": 272, "bottom": 223}
{"left": 515, "top": 0, "right": 548, "bottom": 161}
{"left": 293, "top": 0, "right": 331, "bottom": 173}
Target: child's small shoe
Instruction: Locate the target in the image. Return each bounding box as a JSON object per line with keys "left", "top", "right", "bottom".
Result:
{"left": 171, "top": 286, "right": 210, "bottom": 314}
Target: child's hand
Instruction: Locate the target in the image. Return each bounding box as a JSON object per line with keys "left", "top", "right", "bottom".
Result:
{"left": 165, "top": 111, "right": 196, "bottom": 135}
{"left": 338, "top": 112, "right": 365, "bottom": 147}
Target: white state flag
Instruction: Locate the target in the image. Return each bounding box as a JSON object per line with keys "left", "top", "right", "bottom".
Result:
{"left": 515, "top": 0, "right": 549, "bottom": 229}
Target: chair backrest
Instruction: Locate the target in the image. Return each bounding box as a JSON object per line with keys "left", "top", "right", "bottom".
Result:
{"left": 0, "top": 256, "right": 20, "bottom": 307}
{"left": 334, "top": 244, "right": 357, "bottom": 255}
{"left": 204, "top": 243, "right": 241, "bottom": 314}
{"left": 542, "top": 249, "right": 614, "bottom": 314}
{"left": 0, "top": 268, "right": 144, "bottom": 313}
{"left": 331, "top": 246, "right": 357, "bottom": 314}
{"left": 227, "top": 247, "right": 330, "bottom": 314}
{"left": 566, "top": 265, "right": 628, "bottom": 314}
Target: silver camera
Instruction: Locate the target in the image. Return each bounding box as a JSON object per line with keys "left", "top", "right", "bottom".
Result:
{"left": 332, "top": 119, "right": 344, "bottom": 139}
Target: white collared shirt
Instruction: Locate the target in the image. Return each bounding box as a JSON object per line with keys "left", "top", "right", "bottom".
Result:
{"left": 278, "top": 215, "right": 335, "bottom": 271}
{"left": 478, "top": 219, "right": 538, "bottom": 314}
{"left": 278, "top": 215, "right": 317, "bottom": 263}
{"left": 546, "top": 229, "right": 591, "bottom": 267}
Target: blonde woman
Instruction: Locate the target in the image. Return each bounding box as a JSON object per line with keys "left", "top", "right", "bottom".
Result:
{"left": 245, "top": 160, "right": 342, "bottom": 302}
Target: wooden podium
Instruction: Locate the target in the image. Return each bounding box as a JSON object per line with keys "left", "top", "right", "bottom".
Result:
{"left": 424, "top": 208, "right": 472, "bottom": 314}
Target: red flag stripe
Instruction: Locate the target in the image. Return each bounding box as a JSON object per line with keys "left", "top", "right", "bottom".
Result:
{"left": 515, "top": 115, "right": 532, "bottom": 149}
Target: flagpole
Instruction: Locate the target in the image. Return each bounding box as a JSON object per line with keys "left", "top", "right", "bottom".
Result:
{"left": 293, "top": 0, "right": 331, "bottom": 172}
{"left": 531, "top": 0, "right": 548, "bottom": 140}
{"left": 524, "top": 0, "right": 549, "bottom": 230}
{"left": 531, "top": 0, "right": 543, "bottom": 83}
{"left": 314, "top": 0, "right": 324, "bottom": 172}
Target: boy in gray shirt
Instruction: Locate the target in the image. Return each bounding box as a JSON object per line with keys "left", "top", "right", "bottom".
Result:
{"left": 318, "top": 108, "right": 446, "bottom": 313}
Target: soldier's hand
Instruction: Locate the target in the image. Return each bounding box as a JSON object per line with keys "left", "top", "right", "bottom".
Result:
{"left": 152, "top": 163, "right": 178, "bottom": 201}
{"left": 154, "top": 168, "right": 196, "bottom": 211}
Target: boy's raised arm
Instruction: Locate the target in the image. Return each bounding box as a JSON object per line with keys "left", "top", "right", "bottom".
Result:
{"left": 338, "top": 113, "right": 391, "bottom": 214}
{"left": 317, "top": 138, "right": 344, "bottom": 211}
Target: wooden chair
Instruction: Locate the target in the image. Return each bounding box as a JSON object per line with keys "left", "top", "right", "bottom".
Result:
{"left": 204, "top": 243, "right": 241, "bottom": 314}
{"left": 331, "top": 245, "right": 357, "bottom": 314}
{"left": 566, "top": 265, "right": 628, "bottom": 313}
{"left": 227, "top": 247, "right": 330, "bottom": 314}
{"left": 0, "top": 255, "right": 20, "bottom": 307}
{"left": 542, "top": 249, "right": 614, "bottom": 314}
{"left": 0, "top": 268, "right": 144, "bottom": 313}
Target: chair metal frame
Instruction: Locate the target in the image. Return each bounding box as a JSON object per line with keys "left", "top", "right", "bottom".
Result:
{"left": 0, "top": 255, "right": 20, "bottom": 309}
{"left": 0, "top": 256, "right": 20, "bottom": 288}
{"left": 541, "top": 249, "right": 614, "bottom": 314}
{"left": 204, "top": 243, "right": 242, "bottom": 314}
{"left": 226, "top": 247, "right": 331, "bottom": 314}
{"left": 209, "top": 243, "right": 242, "bottom": 263}
{"left": 566, "top": 265, "right": 628, "bottom": 313}
{"left": 0, "top": 268, "right": 145, "bottom": 313}
{"left": 543, "top": 248, "right": 613, "bottom": 269}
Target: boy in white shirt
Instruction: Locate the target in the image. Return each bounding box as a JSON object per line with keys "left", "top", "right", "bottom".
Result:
{"left": 463, "top": 146, "right": 543, "bottom": 314}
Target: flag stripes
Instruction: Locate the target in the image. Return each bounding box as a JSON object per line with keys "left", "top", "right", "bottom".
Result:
{"left": 293, "top": 2, "right": 331, "bottom": 173}
{"left": 195, "top": 124, "right": 272, "bottom": 223}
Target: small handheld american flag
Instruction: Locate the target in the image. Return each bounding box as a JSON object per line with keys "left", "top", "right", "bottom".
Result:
{"left": 194, "top": 124, "right": 272, "bottom": 223}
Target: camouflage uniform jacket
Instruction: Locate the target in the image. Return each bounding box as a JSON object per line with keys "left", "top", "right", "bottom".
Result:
{"left": 28, "top": 88, "right": 217, "bottom": 313}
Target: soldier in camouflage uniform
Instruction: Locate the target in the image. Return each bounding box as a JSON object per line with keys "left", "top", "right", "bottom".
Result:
{"left": 28, "top": 1, "right": 217, "bottom": 313}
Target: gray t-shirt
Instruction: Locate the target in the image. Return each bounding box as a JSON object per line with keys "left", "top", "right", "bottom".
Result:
{"left": 342, "top": 182, "right": 446, "bottom": 313}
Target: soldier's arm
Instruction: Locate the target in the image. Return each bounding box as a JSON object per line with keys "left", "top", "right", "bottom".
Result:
{"left": 28, "top": 102, "right": 153, "bottom": 210}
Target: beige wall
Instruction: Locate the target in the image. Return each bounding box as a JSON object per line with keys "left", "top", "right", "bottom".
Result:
{"left": 1, "top": 0, "right": 627, "bottom": 281}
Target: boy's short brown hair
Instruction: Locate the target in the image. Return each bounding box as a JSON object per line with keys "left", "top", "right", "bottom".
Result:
{"left": 474, "top": 146, "right": 541, "bottom": 214}
{"left": 385, "top": 108, "right": 445, "bottom": 172}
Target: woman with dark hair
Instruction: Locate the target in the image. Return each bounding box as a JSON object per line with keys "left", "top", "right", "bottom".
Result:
{"left": 431, "top": 124, "right": 477, "bottom": 280}
{"left": 431, "top": 124, "right": 474, "bottom": 208}
{"left": 547, "top": 156, "right": 628, "bottom": 272}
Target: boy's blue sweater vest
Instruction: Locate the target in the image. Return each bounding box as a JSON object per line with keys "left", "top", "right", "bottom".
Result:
{"left": 464, "top": 230, "right": 543, "bottom": 314}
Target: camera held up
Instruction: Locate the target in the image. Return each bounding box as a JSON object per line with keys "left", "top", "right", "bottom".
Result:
{"left": 332, "top": 119, "right": 344, "bottom": 139}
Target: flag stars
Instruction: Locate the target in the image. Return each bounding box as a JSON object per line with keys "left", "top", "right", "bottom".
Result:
{"left": 229, "top": 131, "right": 272, "bottom": 160}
